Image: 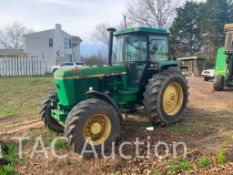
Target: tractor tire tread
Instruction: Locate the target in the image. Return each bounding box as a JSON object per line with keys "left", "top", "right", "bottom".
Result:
{"left": 143, "top": 67, "right": 189, "bottom": 125}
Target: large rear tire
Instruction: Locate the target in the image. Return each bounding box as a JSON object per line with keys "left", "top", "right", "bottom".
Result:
{"left": 64, "top": 98, "right": 121, "bottom": 153}
{"left": 213, "top": 75, "right": 225, "bottom": 91}
{"left": 204, "top": 77, "right": 209, "bottom": 81}
{"left": 40, "top": 92, "right": 64, "bottom": 133}
{"left": 143, "top": 67, "right": 189, "bottom": 125}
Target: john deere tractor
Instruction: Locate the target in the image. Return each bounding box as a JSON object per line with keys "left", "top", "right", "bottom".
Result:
{"left": 40, "top": 27, "right": 188, "bottom": 153}
{"left": 214, "top": 24, "right": 233, "bottom": 91}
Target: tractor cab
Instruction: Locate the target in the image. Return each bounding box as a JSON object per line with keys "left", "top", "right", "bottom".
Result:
{"left": 224, "top": 24, "right": 233, "bottom": 80}
{"left": 225, "top": 24, "right": 233, "bottom": 53}
{"left": 214, "top": 24, "right": 233, "bottom": 90}
{"left": 114, "top": 27, "right": 174, "bottom": 86}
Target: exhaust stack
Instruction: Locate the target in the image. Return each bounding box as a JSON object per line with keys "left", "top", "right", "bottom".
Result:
{"left": 107, "top": 28, "right": 116, "bottom": 66}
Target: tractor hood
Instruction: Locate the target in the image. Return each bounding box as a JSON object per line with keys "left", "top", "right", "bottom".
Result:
{"left": 54, "top": 64, "right": 127, "bottom": 80}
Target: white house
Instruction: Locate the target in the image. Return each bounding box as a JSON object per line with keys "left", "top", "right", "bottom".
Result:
{"left": 24, "top": 24, "right": 82, "bottom": 72}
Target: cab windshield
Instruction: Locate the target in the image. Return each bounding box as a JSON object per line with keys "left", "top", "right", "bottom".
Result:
{"left": 116, "top": 35, "right": 147, "bottom": 62}
{"left": 116, "top": 34, "right": 169, "bottom": 62}
{"left": 225, "top": 31, "right": 233, "bottom": 52}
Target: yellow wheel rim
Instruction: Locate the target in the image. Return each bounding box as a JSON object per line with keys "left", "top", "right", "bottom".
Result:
{"left": 83, "top": 114, "right": 111, "bottom": 145}
{"left": 163, "top": 82, "right": 184, "bottom": 116}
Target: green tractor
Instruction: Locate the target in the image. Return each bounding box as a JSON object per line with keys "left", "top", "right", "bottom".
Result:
{"left": 40, "top": 27, "right": 189, "bottom": 153}
{"left": 214, "top": 24, "right": 233, "bottom": 91}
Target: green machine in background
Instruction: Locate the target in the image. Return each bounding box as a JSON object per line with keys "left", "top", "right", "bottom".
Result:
{"left": 214, "top": 24, "right": 233, "bottom": 91}
{"left": 41, "top": 27, "right": 189, "bottom": 153}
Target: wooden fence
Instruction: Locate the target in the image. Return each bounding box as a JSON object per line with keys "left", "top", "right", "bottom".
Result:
{"left": 0, "top": 57, "right": 47, "bottom": 77}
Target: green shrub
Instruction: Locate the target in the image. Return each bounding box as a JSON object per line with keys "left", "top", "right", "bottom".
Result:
{"left": 216, "top": 152, "right": 226, "bottom": 164}
{"left": 0, "top": 143, "right": 18, "bottom": 175}
{"left": 53, "top": 139, "right": 68, "bottom": 150}
{"left": 3, "top": 144, "right": 18, "bottom": 166}
{"left": 176, "top": 161, "right": 192, "bottom": 170}
{"left": 198, "top": 156, "right": 211, "bottom": 168}
{"left": 0, "top": 164, "right": 15, "bottom": 175}
{"left": 152, "top": 167, "right": 158, "bottom": 175}
{"left": 167, "top": 157, "right": 193, "bottom": 174}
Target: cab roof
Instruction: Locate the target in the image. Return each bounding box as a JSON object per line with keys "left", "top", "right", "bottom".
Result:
{"left": 115, "top": 27, "right": 168, "bottom": 36}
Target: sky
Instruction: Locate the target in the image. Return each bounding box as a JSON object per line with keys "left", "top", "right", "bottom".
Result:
{"left": 0, "top": 0, "right": 128, "bottom": 41}
{"left": 0, "top": 0, "right": 206, "bottom": 40}
{"left": 0, "top": 0, "right": 205, "bottom": 56}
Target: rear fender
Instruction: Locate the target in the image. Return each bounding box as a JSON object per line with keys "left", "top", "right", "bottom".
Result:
{"left": 160, "top": 64, "right": 178, "bottom": 71}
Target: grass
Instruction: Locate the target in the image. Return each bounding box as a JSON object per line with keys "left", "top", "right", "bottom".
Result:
{"left": 165, "top": 125, "right": 189, "bottom": 135}
{"left": 0, "top": 76, "right": 54, "bottom": 117}
{"left": 0, "top": 142, "right": 30, "bottom": 175}
{"left": 0, "top": 129, "right": 62, "bottom": 174}
{"left": 152, "top": 167, "right": 159, "bottom": 175}
{"left": 53, "top": 139, "right": 68, "bottom": 150}
{"left": 198, "top": 156, "right": 211, "bottom": 168}
{"left": 216, "top": 152, "right": 226, "bottom": 164}
{"left": 28, "top": 128, "right": 58, "bottom": 146}
{"left": 0, "top": 165, "right": 15, "bottom": 175}
{"left": 0, "top": 143, "right": 18, "bottom": 175}
{"left": 167, "top": 157, "right": 193, "bottom": 174}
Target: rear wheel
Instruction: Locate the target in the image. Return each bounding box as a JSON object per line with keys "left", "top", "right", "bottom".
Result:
{"left": 40, "top": 92, "right": 64, "bottom": 133}
{"left": 213, "top": 75, "right": 225, "bottom": 91}
{"left": 64, "top": 98, "right": 121, "bottom": 153}
{"left": 204, "top": 77, "right": 209, "bottom": 81}
{"left": 143, "top": 68, "right": 189, "bottom": 125}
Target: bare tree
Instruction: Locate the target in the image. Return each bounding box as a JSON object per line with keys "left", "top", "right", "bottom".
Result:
{"left": 92, "top": 22, "right": 121, "bottom": 60}
{"left": 91, "top": 20, "right": 136, "bottom": 61}
{"left": 126, "top": 0, "right": 183, "bottom": 29}
{"left": 92, "top": 16, "right": 136, "bottom": 45}
{"left": 0, "top": 23, "right": 31, "bottom": 49}
{"left": 117, "top": 15, "right": 136, "bottom": 30}
{"left": 84, "top": 50, "right": 107, "bottom": 66}
{"left": 92, "top": 23, "right": 109, "bottom": 46}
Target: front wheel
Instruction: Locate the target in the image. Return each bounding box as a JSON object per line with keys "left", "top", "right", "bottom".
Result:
{"left": 213, "top": 75, "right": 225, "bottom": 91}
{"left": 64, "top": 98, "right": 121, "bottom": 153}
{"left": 143, "top": 68, "right": 189, "bottom": 125}
{"left": 40, "top": 92, "right": 64, "bottom": 133}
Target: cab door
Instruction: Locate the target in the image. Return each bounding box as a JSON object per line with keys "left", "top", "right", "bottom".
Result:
{"left": 225, "top": 31, "right": 233, "bottom": 80}
{"left": 123, "top": 34, "right": 148, "bottom": 85}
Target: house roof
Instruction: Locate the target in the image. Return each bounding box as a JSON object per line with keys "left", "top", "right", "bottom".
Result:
{"left": 25, "top": 25, "right": 82, "bottom": 42}
{"left": 24, "top": 24, "right": 83, "bottom": 49}
{"left": 72, "top": 36, "right": 82, "bottom": 42}
{"left": 24, "top": 29, "right": 54, "bottom": 37}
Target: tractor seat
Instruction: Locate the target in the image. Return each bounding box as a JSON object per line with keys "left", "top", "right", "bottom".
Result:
{"left": 126, "top": 62, "right": 139, "bottom": 85}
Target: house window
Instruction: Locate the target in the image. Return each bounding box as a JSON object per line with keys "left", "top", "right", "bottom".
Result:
{"left": 69, "top": 54, "right": 72, "bottom": 62}
{"left": 64, "top": 54, "right": 73, "bottom": 62}
{"left": 49, "top": 38, "right": 53, "bottom": 48}
{"left": 69, "top": 38, "right": 72, "bottom": 48}
{"left": 64, "top": 38, "right": 72, "bottom": 49}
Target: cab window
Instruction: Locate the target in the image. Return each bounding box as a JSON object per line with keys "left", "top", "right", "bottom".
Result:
{"left": 225, "top": 32, "right": 233, "bottom": 52}
{"left": 149, "top": 35, "right": 169, "bottom": 61}
{"left": 117, "top": 35, "right": 147, "bottom": 62}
